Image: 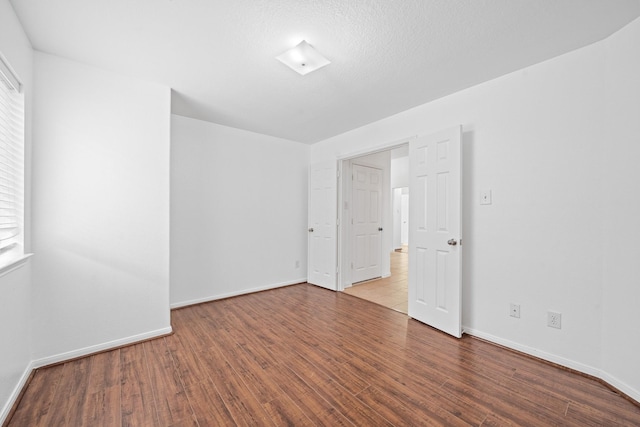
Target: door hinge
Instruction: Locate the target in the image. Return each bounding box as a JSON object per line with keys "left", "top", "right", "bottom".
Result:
{"left": 336, "top": 218, "right": 340, "bottom": 226}
{"left": 337, "top": 169, "right": 340, "bottom": 178}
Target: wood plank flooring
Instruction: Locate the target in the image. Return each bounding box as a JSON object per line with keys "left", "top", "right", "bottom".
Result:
{"left": 6, "top": 283, "right": 640, "bottom": 426}
{"left": 344, "top": 246, "right": 408, "bottom": 313}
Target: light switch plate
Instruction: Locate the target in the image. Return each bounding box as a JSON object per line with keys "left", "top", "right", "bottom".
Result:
{"left": 480, "top": 189, "right": 492, "bottom": 205}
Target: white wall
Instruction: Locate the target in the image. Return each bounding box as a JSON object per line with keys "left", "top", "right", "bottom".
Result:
{"left": 392, "top": 188, "right": 402, "bottom": 250}
{"left": 311, "top": 23, "right": 636, "bottom": 393}
{"left": 601, "top": 17, "right": 640, "bottom": 400}
{"left": 170, "top": 115, "right": 308, "bottom": 307}
{"left": 30, "top": 52, "right": 172, "bottom": 363}
{"left": 390, "top": 156, "right": 409, "bottom": 189}
{"left": 0, "top": 0, "right": 33, "bottom": 423}
{"left": 390, "top": 148, "right": 409, "bottom": 250}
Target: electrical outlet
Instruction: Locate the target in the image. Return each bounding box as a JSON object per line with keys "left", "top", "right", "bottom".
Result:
{"left": 547, "top": 311, "right": 562, "bottom": 329}
{"left": 510, "top": 303, "right": 520, "bottom": 318}
{"left": 295, "top": 260, "right": 300, "bottom": 269}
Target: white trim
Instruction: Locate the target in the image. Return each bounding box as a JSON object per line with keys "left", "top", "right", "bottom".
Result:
{"left": 463, "top": 326, "right": 640, "bottom": 403}
{"left": 32, "top": 326, "right": 173, "bottom": 369}
{"left": 336, "top": 136, "right": 415, "bottom": 161}
{"left": 0, "top": 360, "right": 34, "bottom": 425}
{"left": 0, "top": 253, "right": 33, "bottom": 279}
{"left": 170, "top": 278, "right": 307, "bottom": 309}
{"left": 600, "top": 370, "right": 640, "bottom": 404}
{"left": 463, "top": 327, "right": 601, "bottom": 377}
{"left": 336, "top": 159, "right": 347, "bottom": 291}
{"left": 2, "top": 326, "right": 172, "bottom": 424}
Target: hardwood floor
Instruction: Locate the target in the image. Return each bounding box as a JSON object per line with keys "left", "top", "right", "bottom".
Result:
{"left": 344, "top": 246, "right": 408, "bottom": 313}
{"left": 6, "top": 283, "right": 640, "bottom": 426}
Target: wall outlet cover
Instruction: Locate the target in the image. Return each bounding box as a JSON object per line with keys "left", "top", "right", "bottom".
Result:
{"left": 547, "top": 311, "right": 562, "bottom": 329}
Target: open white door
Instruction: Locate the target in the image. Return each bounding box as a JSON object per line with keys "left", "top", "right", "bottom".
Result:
{"left": 308, "top": 161, "right": 337, "bottom": 290}
{"left": 408, "top": 126, "right": 462, "bottom": 338}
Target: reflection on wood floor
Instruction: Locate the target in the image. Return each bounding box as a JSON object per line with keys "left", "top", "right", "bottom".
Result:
{"left": 344, "top": 245, "right": 408, "bottom": 314}
{"left": 10, "top": 282, "right": 640, "bottom": 426}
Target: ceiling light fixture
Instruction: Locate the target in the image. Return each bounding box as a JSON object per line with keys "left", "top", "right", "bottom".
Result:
{"left": 276, "top": 40, "right": 330, "bottom": 75}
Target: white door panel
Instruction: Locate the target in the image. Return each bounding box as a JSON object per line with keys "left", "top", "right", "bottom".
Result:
{"left": 308, "top": 161, "right": 337, "bottom": 290}
{"left": 409, "top": 126, "right": 462, "bottom": 338}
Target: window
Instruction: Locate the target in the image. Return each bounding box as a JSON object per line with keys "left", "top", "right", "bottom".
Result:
{"left": 0, "top": 53, "right": 26, "bottom": 271}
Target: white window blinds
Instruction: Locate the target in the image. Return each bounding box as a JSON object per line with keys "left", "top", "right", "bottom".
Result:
{"left": 0, "top": 56, "right": 24, "bottom": 252}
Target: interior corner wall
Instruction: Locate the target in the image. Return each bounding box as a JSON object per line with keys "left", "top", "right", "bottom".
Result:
{"left": 601, "top": 16, "right": 640, "bottom": 400}
{"left": 170, "top": 114, "right": 308, "bottom": 307}
{"left": 312, "top": 39, "right": 608, "bottom": 375}
{"left": 0, "top": 1, "right": 34, "bottom": 423}
{"left": 30, "top": 52, "right": 172, "bottom": 364}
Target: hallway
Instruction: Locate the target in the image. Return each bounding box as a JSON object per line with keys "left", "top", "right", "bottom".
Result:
{"left": 343, "top": 246, "right": 408, "bottom": 313}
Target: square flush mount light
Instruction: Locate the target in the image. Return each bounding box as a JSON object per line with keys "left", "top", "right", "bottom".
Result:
{"left": 276, "top": 40, "right": 330, "bottom": 75}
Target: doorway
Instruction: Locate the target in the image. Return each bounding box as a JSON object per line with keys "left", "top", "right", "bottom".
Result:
{"left": 340, "top": 145, "right": 409, "bottom": 313}
{"left": 351, "top": 164, "right": 383, "bottom": 283}
{"left": 313, "top": 126, "right": 463, "bottom": 337}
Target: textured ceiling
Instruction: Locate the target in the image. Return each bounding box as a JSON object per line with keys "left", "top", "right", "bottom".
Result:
{"left": 9, "top": 0, "right": 640, "bottom": 144}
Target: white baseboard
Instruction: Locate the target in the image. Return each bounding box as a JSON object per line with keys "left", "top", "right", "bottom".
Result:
{"left": 32, "top": 326, "right": 173, "bottom": 369}
{"left": 463, "top": 327, "right": 601, "bottom": 376}
{"left": 2, "top": 327, "right": 172, "bottom": 424}
{"left": 463, "top": 326, "right": 640, "bottom": 403}
{"left": 0, "top": 360, "right": 35, "bottom": 425}
{"left": 170, "top": 278, "right": 307, "bottom": 309}
{"left": 599, "top": 370, "right": 640, "bottom": 403}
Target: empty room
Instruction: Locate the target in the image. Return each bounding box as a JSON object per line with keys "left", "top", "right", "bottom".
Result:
{"left": 2, "top": 0, "right": 640, "bottom": 425}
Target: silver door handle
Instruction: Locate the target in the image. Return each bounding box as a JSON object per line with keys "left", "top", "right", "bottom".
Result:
{"left": 447, "top": 239, "right": 457, "bottom": 246}
{"left": 308, "top": 228, "right": 314, "bottom": 232}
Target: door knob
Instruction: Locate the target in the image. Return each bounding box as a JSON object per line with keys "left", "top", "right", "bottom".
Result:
{"left": 308, "top": 228, "right": 314, "bottom": 232}
{"left": 378, "top": 227, "right": 383, "bottom": 231}
{"left": 447, "top": 239, "right": 457, "bottom": 246}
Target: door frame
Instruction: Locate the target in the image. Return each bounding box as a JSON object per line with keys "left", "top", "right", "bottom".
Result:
{"left": 336, "top": 138, "right": 412, "bottom": 291}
